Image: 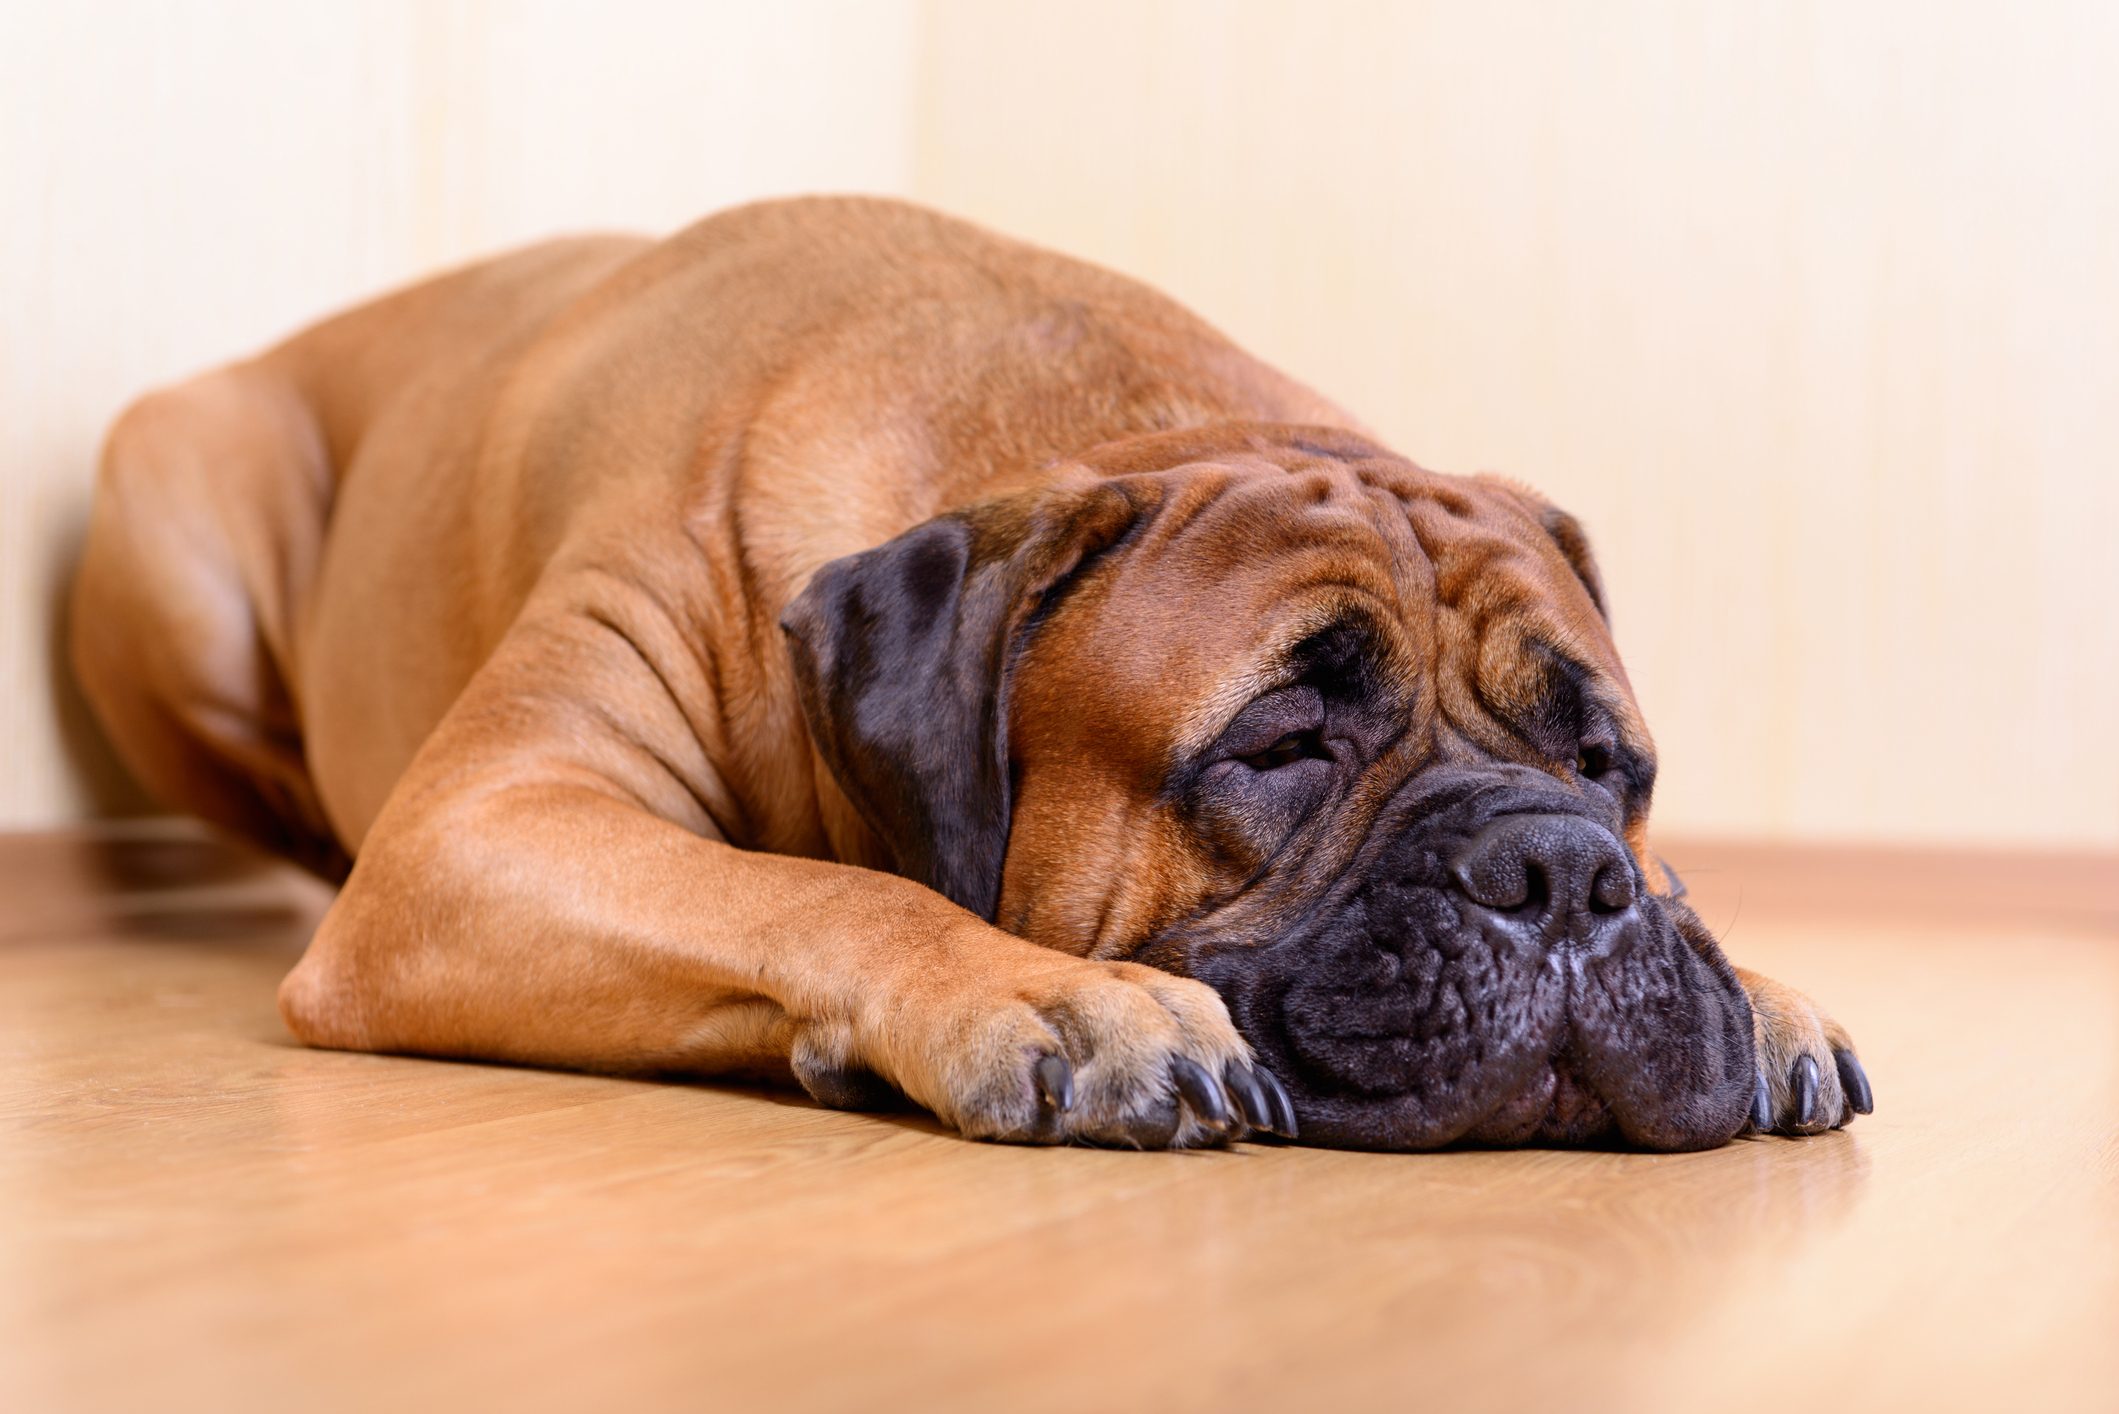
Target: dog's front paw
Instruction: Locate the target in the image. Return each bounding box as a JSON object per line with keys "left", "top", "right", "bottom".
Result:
{"left": 842, "top": 951, "right": 1297, "bottom": 1149}
{"left": 1737, "top": 968, "right": 1873, "bottom": 1137}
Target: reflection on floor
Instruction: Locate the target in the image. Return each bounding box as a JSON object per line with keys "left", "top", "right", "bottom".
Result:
{"left": 2, "top": 822, "right": 2114, "bottom": 1412}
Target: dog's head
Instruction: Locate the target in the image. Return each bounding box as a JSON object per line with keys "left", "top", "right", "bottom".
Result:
{"left": 782, "top": 423, "right": 1753, "bottom": 1150}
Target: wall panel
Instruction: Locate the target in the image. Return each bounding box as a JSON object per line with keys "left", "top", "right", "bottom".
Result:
{"left": 0, "top": 0, "right": 915, "bottom": 825}
{"left": 914, "top": 0, "right": 2119, "bottom": 847}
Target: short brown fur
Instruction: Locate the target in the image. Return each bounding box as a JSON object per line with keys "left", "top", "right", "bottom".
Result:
{"left": 70, "top": 198, "right": 1858, "bottom": 1146}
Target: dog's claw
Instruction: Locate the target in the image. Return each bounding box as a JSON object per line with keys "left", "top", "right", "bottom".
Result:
{"left": 1256, "top": 1066, "right": 1299, "bottom": 1139}
{"left": 1834, "top": 1049, "right": 1873, "bottom": 1115}
{"left": 1748, "top": 1072, "right": 1771, "bottom": 1133}
{"left": 1791, "top": 1054, "right": 1819, "bottom": 1128}
{"left": 1225, "top": 1063, "right": 1273, "bottom": 1132}
{"left": 1034, "top": 1054, "right": 1075, "bottom": 1113}
{"left": 1170, "top": 1056, "right": 1232, "bottom": 1131}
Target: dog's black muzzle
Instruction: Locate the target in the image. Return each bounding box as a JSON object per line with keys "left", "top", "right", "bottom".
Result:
{"left": 1184, "top": 770, "right": 1756, "bottom": 1151}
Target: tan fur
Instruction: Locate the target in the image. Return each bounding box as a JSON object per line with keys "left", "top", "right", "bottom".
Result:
{"left": 70, "top": 197, "right": 1848, "bottom": 1144}
{"left": 1737, "top": 968, "right": 1857, "bottom": 1135}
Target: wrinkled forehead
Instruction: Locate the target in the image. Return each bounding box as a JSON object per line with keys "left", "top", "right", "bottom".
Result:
{"left": 1036, "top": 455, "right": 1623, "bottom": 744}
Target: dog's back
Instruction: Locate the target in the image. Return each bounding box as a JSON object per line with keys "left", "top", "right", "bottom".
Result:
{"left": 77, "top": 197, "right": 1349, "bottom": 859}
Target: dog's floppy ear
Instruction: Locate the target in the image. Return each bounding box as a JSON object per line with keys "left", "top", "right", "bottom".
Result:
{"left": 1535, "top": 503, "right": 1608, "bottom": 622}
{"left": 1479, "top": 476, "right": 1610, "bottom": 622}
{"left": 779, "top": 481, "right": 1147, "bottom": 920}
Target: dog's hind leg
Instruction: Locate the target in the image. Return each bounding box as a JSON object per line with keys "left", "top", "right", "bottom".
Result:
{"left": 70, "top": 366, "right": 348, "bottom": 880}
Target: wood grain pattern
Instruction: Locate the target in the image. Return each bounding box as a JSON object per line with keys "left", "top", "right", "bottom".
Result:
{"left": 2, "top": 824, "right": 2113, "bottom": 1412}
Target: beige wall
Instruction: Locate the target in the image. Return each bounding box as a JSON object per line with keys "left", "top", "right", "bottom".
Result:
{"left": 915, "top": 0, "right": 2119, "bottom": 850}
{"left": 6, "top": 2, "right": 2116, "bottom": 850}
{"left": 0, "top": 0, "right": 915, "bottom": 826}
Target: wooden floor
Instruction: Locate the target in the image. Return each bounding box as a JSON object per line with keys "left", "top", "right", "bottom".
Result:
{"left": 2, "top": 825, "right": 2114, "bottom": 1413}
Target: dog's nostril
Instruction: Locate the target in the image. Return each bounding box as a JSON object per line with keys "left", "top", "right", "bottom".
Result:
{"left": 1590, "top": 862, "right": 1636, "bottom": 915}
{"left": 1519, "top": 861, "right": 1550, "bottom": 912}
{"left": 1452, "top": 851, "right": 1541, "bottom": 911}
{"left": 1452, "top": 813, "right": 1637, "bottom": 927}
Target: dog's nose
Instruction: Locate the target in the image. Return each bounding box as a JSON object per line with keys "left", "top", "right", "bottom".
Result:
{"left": 1451, "top": 813, "right": 1637, "bottom": 928}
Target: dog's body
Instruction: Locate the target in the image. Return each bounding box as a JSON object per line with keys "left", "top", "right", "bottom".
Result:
{"left": 73, "top": 197, "right": 1867, "bottom": 1148}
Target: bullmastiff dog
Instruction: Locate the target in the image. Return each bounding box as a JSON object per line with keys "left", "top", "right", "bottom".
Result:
{"left": 72, "top": 196, "right": 1871, "bottom": 1149}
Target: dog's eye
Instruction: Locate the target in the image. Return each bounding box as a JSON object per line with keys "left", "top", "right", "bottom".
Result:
{"left": 1576, "top": 743, "right": 1611, "bottom": 779}
{"left": 1241, "top": 730, "right": 1331, "bottom": 771}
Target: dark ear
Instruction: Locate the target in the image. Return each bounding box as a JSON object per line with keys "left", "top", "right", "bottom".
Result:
{"left": 778, "top": 482, "right": 1145, "bottom": 919}
{"left": 1479, "top": 475, "right": 1609, "bottom": 622}
{"left": 1536, "top": 504, "right": 1608, "bottom": 621}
